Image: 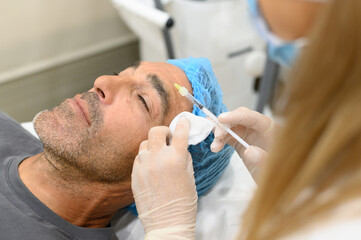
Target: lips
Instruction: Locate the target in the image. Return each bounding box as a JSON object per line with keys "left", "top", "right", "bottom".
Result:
{"left": 73, "top": 95, "right": 91, "bottom": 126}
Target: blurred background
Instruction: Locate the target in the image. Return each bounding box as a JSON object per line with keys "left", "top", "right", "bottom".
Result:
{"left": 0, "top": 0, "right": 267, "bottom": 122}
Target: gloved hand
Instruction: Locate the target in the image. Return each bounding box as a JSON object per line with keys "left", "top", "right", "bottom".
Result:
{"left": 211, "top": 107, "right": 279, "bottom": 181}
{"left": 131, "top": 118, "right": 198, "bottom": 240}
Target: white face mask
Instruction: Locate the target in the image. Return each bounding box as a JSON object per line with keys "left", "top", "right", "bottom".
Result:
{"left": 247, "top": 0, "right": 327, "bottom": 66}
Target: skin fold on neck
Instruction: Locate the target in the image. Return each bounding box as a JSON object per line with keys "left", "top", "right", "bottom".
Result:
{"left": 18, "top": 153, "right": 134, "bottom": 228}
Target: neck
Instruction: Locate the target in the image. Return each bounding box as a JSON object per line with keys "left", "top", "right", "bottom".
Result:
{"left": 18, "top": 153, "right": 133, "bottom": 228}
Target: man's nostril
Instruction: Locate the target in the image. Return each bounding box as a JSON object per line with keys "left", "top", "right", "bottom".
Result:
{"left": 97, "top": 88, "right": 105, "bottom": 98}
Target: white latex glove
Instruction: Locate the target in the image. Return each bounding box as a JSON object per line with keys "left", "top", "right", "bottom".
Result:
{"left": 131, "top": 118, "right": 198, "bottom": 240}
{"left": 211, "top": 107, "right": 279, "bottom": 181}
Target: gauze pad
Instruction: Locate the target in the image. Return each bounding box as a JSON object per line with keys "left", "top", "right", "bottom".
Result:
{"left": 169, "top": 112, "right": 216, "bottom": 146}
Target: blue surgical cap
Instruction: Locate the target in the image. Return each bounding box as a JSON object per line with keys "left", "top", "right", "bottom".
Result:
{"left": 167, "top": 57, "right": 234, "bottom": 195}
{"left": 127, "top": 57, "right": 234, "bottom": 215}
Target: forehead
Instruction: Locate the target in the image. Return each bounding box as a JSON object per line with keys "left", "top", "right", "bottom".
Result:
{"left": 123, "top": 61, "right": 193, "bottom": 125}
{"left": 138, "top": 62, "right": 191, "bottom": 87}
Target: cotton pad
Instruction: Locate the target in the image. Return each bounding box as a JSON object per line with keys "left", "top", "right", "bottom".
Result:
{"left": 169, "top": 112, "right": 216, "bottom": 146}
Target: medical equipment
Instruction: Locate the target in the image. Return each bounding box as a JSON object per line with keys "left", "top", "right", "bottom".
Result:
{"left": 174, "top": 83, "right": 250, "bottom": 149}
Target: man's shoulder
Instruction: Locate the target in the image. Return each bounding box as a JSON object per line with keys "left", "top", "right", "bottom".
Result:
{"left": 0, "top": 159, "right": 115, "bottom": 240}
{"left": 0, "top": 111, "right": 42, "bottom": 160}
{"left": 0, "top": 191, "right": 66, "bottom": 239}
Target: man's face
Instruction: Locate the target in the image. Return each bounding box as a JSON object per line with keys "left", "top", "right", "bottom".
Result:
{"left": 34, "top": 61, "right": 193, "bottom": 183}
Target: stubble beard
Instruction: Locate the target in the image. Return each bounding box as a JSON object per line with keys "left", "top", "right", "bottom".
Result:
{"left": 33, "top": 92, "right": 133, "bottom": 183}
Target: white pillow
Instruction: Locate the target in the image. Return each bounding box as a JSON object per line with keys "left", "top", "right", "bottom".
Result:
{"left": 21, "top": 121, "right": 39, "bottom": 139}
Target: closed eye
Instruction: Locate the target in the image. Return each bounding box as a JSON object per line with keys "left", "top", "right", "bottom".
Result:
{"left": 138, "top": 95, "right": 150, "bottom": 112}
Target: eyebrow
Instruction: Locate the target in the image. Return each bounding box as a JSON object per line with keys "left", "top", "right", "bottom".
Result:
{"left": 146, "top": 74, "right": 170, "bottom": 116}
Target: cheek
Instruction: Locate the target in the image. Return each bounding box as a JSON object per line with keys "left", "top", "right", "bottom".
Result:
{"left": 102, "top": 110, "right": 151, "bottom": 149}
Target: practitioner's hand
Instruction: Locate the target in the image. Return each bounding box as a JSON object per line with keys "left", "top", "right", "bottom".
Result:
{"left": 211, "top": 107, "right": 279, "bottom": 181}
{"left": 131, "top": 118, "right": 197, "bottom": 240}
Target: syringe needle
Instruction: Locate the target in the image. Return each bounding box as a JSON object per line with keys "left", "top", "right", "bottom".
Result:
{"left": 174, "top": 84, "right": 250, "bottom": 149}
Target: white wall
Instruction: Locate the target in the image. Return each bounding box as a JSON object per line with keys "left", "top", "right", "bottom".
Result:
{"left": 0, "top": 0, "right": 139, "bottom": 121}
{"left": 0, "top": 0, "right": 134, "bottom": 75}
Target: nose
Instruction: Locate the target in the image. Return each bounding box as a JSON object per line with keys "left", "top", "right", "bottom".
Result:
{"left": 91, "top": 75, "right": 131, "bottom": 104}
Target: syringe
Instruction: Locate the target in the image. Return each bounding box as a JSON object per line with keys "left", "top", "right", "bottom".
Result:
{"left": 174, "top": 83, "right": 250, "bottom": 149}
